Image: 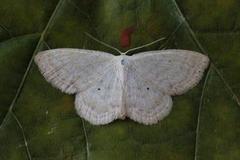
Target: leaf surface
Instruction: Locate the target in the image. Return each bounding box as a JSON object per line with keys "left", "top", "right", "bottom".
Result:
{"left": 0, "top": 0, "right": 240, "bottom": 159}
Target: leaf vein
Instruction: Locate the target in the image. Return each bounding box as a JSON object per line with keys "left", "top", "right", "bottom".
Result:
{"left": 194, "top": 64, "right": 212, "bottom": 160}
{"left": 171, "top": 0, "right": 240, "bottom": 106}
{"left": 11, "top": 112, "right": 32, "bottom": 160}
{"left": 171, "top": 1, "right": 240, "bottom": 159}
{"left": 81, "top": 119, "right": 90, "bottom": 160}
{"left": 0, "top": 0, "right": 66, "bottom": 128}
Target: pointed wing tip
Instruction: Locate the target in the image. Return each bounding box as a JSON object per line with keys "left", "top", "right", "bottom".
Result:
{"left": 199, "top": 54, "right": 210, "bottom": 71}
{"left": 34, "top": 53, "right": 41, "bottom": 65}
{"left": 34, "top": 50, "right": 49, "bottom": 64}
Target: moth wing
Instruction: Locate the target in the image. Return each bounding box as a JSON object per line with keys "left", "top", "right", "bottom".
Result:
{"left": 125, "top": 49, "right": 209, "bottom": 124}
{"left": 75, "top": 61, "right": 124, "bottom": 125}
{"left": 129, "top": 49, "right": 209, "bottom": 95}
{"left": 34, "top": 49, "right": 114, "bottom": 94}
{"left": 125, "top": 64, "right": 173, "bottom": 125}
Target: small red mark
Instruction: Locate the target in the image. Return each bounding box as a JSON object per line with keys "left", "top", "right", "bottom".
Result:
{"left": 120, "top": 26, "right": 135, "bottom": 48}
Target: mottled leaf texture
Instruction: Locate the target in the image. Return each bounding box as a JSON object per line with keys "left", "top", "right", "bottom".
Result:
{"left": 0, "top": 0, "right": 240, "bottom": 160}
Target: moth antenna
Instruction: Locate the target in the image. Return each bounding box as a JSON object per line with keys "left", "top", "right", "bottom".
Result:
{"left": 85, "top": 32, "right": 165, "bottom": 55}
{"left": 84, "top": 32, "right": 123, "bottom": 54}
{"left": 123, "top": 37, "right": 165, "bottom": 55}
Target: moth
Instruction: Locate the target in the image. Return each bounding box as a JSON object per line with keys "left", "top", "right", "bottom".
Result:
{"left": 34, "top": 36, "right": 209, "bottom": 125}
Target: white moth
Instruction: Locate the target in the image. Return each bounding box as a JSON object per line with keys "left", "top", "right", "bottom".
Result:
{"left": 34, "top": 37, "right": 209, "bottom": 125}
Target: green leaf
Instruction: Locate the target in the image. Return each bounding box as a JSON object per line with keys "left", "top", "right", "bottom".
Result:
{"left": 0, "top": 0, "right": 240, "bottom": 159}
